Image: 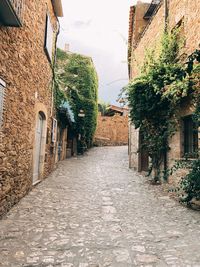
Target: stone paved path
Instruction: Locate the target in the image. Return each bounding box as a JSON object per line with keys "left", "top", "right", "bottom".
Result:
{"left": 0, "top": 147, "right": 200, "bottom": 267}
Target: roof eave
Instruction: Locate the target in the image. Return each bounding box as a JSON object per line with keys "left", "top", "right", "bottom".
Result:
{"left": 143, "top": 0, "right": 161, "bottom": 19}
{"left": 52, "top": 0, "right": 63, "bottom": 17}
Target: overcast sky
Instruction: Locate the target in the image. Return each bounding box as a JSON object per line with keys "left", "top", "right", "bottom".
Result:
{"left": 58, "top": 0, "right": 150, "bottom": 104}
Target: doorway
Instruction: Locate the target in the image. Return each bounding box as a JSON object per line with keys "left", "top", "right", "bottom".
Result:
{"left": 33, "top": 112, "right": 45, "bottom": 184}
{"left": 139, "top": 131, "right": 149, "bottom": 172}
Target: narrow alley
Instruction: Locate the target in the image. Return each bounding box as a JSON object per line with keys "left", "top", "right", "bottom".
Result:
{"left": 0, "top": 147, "right": 200, "bottom": 267}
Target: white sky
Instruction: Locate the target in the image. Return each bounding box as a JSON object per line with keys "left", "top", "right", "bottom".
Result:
{"left": 58, "top": 0, "right": 150, "bottom": 104}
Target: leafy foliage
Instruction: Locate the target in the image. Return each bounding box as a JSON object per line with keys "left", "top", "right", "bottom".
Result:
{"left": 55, "top": 48, "right": 98, "bottom": 152}
{"left": 127, "top": 31, "right": 199, "bottom": 182}
{"left": 179, "top": 159, "right": 200, "bottom": 204}
{"left": 170, "top": 157, "right": 200, "bottom": 205}
{"left": 98, "top": 100, "right": 110, "bottom": 116}
{"left": 171, "top": 50, "right": 200, "bottom": 205}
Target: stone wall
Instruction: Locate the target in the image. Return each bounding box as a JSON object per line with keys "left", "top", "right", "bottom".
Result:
{"left": 130, "top": 3, "right": 165, "bottom": 79}
{"left": 0, "top": 0, "right": 58, "bottom": 217}
{"left": 128, "top": 0, "right": 200, "bottom": 181}
{"left": 94, "top": 114, "right": 128, "bottom": 146}
{"left": 129, "top": 124, "right": 139, "bottom": 170}
{"left": 130, "top": 0, "right": 200, "bottom": 79}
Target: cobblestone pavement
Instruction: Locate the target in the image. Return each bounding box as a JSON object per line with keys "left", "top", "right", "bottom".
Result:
{"left": 0, "top": 146, "right": 200, "bottom": 267}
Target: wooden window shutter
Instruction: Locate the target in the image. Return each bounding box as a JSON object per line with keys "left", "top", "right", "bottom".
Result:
{"left": 44, "top": 14, "right": 54, "bottom": 61}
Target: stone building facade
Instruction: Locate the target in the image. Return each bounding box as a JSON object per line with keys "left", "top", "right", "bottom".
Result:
{"left": 94, "top": 113, "right": 128, "bottom": 146}
{"left": 0, "top": 0, "right": 63, "bottom": 217}
{"left": 128, "top": 0, "right": 200, "bottom": 182}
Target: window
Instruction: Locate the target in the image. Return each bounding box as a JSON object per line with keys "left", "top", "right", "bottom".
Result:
{"left": 176, "top": 18, "right": 185, "bottom": 43}
{"left": 52, "top": 118, "right": 57, "bottom": 143}
{"left": 46, "top": 127, "right": 50, "bottom": 144}
{"left": 0, "top": 79, "right": 6, "bottom": 128}
{"left": 44, "top": 14, "right": 54, "bottom": 62}
{"left": 183, "top": 116, "right": 199, "bottom": 157}
{"left": 0, "top": 0, "right": 24, "bottom": 27}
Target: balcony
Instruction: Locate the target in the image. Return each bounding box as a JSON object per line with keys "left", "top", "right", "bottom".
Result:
{"left": 0, "top": 0, "right": 24, "bottom": 27}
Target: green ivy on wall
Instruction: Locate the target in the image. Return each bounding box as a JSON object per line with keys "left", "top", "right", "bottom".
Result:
{"left": 55, "top": 48, "right": 98, "bottom": 152}
{"left": 126, "top": 30, "right": 200, "bottom": 182}
{"left": 171, "top": 50, "right": 200, "bottom": 206}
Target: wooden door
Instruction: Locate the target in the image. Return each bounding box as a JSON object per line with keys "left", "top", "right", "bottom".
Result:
{"left": 33, "top": 114, "right": 43, "bottom": 184}
{"left": 139, "top": 132, "right": 149, "bottom": 172}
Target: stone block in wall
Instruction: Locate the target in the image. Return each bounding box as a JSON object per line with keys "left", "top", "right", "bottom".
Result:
{"left": 94, "top": 115, "right": 128, "bottom": 146}
{"left": 0, "top": 0, "right": 59, "bottom": 217}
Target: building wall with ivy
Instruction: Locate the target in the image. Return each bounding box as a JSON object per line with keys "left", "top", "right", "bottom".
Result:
{"left": 128, "top": 0, "right": 200, "bottom": 182}
{"left": 129, "top": 0, "right": 200, "bottom": 79}
{"left": 55, "top": 48, "right": 98, "bottom": 154}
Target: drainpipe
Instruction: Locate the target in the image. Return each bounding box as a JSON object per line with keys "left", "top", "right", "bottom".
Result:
{"left": 164, "top": 0, "right": 168, "bottom": 32}
{"left": 164, "top": 0, "right": 169, "bottom": 178}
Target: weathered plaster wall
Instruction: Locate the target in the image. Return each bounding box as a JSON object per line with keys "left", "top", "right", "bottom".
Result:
{"left": 94, "top": 114, "right": 128, "bottom": 146}
{"left": 0, "top": 0, "right": 58, "bottom": 217}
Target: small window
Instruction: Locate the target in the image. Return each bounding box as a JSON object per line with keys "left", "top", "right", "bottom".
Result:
{"left": 174, "top": 18, "right": 185, "bottom": 43}
{"left": 183, "top": 115, "right": 198, "bottom": 157}
{"left": 176, "top": 18, "right": 184, "bottom": 29}
{"left": 46, "top": 127, "right": 50, "bottom": 144}
{"left": 0, "top": 79, "right": 6, "bottom": 128}
{"left": 172, "top": 18, "right": 185, "bottom": 43}
{"left": 52, "top": 118, "right": 57, "bottom": 143}
{"left": 44, "top": 14, "right": 54, "bottom": 62}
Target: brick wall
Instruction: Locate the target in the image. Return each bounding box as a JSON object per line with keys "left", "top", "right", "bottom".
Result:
{"left": 0, "top": 0, "right": 58, "bottom": 217}
{"left": 94, "top": 114, "right": 128, "bottom": 146}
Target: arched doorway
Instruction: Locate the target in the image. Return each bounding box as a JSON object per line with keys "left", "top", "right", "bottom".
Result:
{"left": 33, "top": 112, "right": 46, "bottom": 184}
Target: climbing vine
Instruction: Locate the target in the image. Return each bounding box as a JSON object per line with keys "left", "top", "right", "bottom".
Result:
{"left": 55, "top": 48, "right": 98, "bottom": 152}
{"left": 127, "top": 30, "right": 199, "bottom": 182}
{"left": 170, "top": 50, "right": 200, "bottom": 206}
